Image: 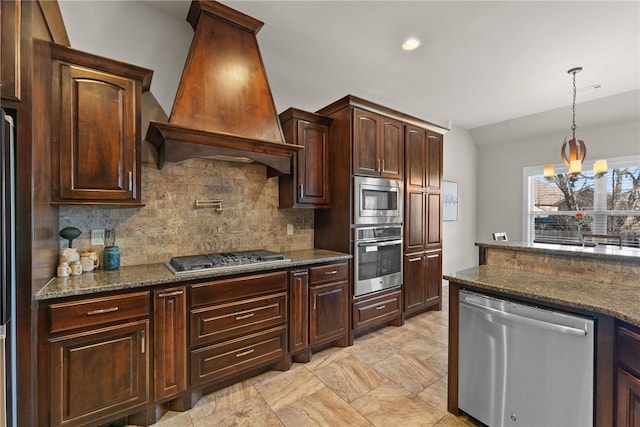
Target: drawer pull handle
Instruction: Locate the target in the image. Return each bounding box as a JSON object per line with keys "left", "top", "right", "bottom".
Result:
{"left": 235, "top": 312, "right": 255, "bottom": 320}
{"left": 376, "top": 305, "right": 386, "bottom": 310}
{"left": 324, "top": 270, "right": 338, "bottom": 275}
{"left": 235, "top": 348, "right": 255, "bottom": 358}
{"left": 86, "top": 307, "right": 119, "bottom": 316}
{"left": 158, "top": 290, "right": 184, "bottom": 298}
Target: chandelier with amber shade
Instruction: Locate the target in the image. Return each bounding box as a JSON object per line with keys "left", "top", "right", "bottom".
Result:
{"left": 544, "top": 67, "right": 607, "bottom": 181}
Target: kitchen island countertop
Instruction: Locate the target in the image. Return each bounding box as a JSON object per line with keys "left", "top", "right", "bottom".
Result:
{"left": 37, "top": 248, "right": 351, "bottom": 301}
{"left": 444, "top": 265, "right": 640, "bottom": 327}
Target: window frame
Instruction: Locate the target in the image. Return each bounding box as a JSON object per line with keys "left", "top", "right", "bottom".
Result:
{"left": 523, "top": 155, "right": 640, "bottom": 246}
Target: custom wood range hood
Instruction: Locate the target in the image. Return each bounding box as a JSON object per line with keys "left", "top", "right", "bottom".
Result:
{"left": 145, "top": 1, "right": 303, "bottom": 176}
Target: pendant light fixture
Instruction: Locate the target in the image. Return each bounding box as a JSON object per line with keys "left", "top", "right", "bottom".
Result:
{"left": 544, "top": 67, "right": 607, "bottom": 180}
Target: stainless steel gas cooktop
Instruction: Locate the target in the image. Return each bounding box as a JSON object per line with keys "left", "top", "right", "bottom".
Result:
{"left": 165, "top": 249, "right": 290, "bottom": 274}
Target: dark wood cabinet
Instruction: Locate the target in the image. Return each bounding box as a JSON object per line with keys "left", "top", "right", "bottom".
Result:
{"left": 352, "top": 288, "right": 402, "bottom": 332}
{"left": 1, "top": 0, "right": 21, "bottom": 101}
{"left": 289, "top": 269, "right": 309, "bottom": 358}
{"left": 46, "top": 292, "right": 150, "bottom": 426}
{"left": 310, "top": 281, "right": 348, "bottom": 345}
{"left": 279, "top": 108, "right": 332, "bottom": 208}
{"left": 50, "top": 44, "right": 152, "bottom": 206}
{"left": 353, "top": 108, "right": 403, "bottom": 179}
{"left": 309, "top": 262, "right": 349, "bottom": 347}
{"left": 289, "top": 262, "right": 350, "bottom": 362}
{"left": 153, "top": 287, "right": 187, "bottom": 402}
{"left": 189, "top": 271, "right": 289, "bottom": 388}
{"left": 616, "top": 322, "right": 640, "bottom": 426}
{"left": 403, "top": 250, "right": 442, "bottom": 316}
{"left": 404, "top": 124, "right": 444, "bottom": 317}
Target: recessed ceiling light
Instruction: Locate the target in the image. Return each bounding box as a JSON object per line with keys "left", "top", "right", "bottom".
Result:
{"left": 401, "top": 37, "right": 420, "bottom": 51}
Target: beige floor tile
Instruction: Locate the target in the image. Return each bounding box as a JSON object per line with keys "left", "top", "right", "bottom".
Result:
{"left": 304, "top": 345, "right": 352, "bottom": 371}
{"left": 427, "top": 348, "right": 449, "bottom": 373}
{"left": 192, "top": 395, "right": 283, "bottom": 427}
{"left": 189, "top": 379, "right": 258, "bottom": 420}
{"left": 381, "top": 327, "right": 436, "bottom": 348}
{"left": 418, "top": 377, "right": 448, "bottom": 412}
{"left": 148, "top": 410, "right": 194, "bottom": 427}
{"left": 276, "top": 387, "right": 372, "bottom": 427}
{"left": 313, "top": 355, "right": 388, "bottom": 402}
{"left": 349, "top": 338, "right": 399, "bottom": 365}
{"left": 398, "top": 335, "right": 447, "bottom": 361}
{"left": 351, "top": 381, "right": 445, "bottom": 427}
{"left": 374, "top": 351, "right": 445, "bottom": 394}
{"left": 433, "top": 413, "right": 481, "bottom": 426}
{"left": 253, "top": 366, "right": 326, "bottom": 412}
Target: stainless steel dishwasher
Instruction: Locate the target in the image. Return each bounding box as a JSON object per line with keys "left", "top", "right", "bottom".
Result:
{"left": 458, "top": 289, "right": 595, "bottom": 427}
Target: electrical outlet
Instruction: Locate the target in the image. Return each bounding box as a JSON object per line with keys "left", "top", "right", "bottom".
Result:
{"left": 91, "top": 229, "right": 105, "bottom": 246}
{"left": 286, "top": 224, "right": 294, "bottom": 236}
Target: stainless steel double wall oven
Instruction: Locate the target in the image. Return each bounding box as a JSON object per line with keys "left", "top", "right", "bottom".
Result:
{"left": 353, "top": 176, "right": 403, "bottom": 297}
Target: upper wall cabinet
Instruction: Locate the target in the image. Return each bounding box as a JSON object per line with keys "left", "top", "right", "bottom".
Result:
{"left": 279, "top": 108, "right": 332, "bottom": 208}
{"left": 353, "top": 108, "right": 403, "bottom": 180}
{"left": 1, "top": 0, "right": 21, "bottom": 102}
{"left": 50, "top": 44, "right": 152, "bottom": 206}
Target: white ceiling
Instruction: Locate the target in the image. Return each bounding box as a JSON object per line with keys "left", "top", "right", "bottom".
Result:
{"left": 59, "top": 1, "right": 640, "bottom": 146}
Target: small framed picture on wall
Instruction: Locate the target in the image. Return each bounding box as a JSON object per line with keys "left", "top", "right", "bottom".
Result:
{"left": 443, "top": 181, "right": 458, "bottom": 221}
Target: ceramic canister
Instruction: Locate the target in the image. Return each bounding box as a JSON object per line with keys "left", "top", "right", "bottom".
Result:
{"left": 103, "top": 246, "right": 120, "bottom": 270}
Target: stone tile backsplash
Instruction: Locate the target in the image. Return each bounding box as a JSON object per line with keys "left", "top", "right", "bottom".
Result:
{"left": 59, "top": 158, "right": 314, "bottom": 266}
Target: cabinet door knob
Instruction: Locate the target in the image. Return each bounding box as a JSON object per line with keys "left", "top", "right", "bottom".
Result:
{"left": 324, "top": 270, "right": 338, "bottom": 275}
{"left": 128, "top": 171, "right": 133, "bottom": 191}
{"left": 376, "top": 305, "right": 386, "bottom": 310}
{"left": 377, "top": 159, "right": 381, "bottom": 172}
{"left": 299, "top": 184, "right": 304, "bottom": 199}
{"left": 381, "top": 159, "right": 385, "bottom": 172}
{"left": 140, "top": 330, "right": 146, "bottom": 354}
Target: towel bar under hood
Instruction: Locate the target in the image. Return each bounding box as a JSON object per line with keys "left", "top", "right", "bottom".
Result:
{"left": 145, "top": 1, "right": 303, "bottom": 176}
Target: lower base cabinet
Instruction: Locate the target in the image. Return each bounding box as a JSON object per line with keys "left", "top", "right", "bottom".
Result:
{"left": 352, "top": 288, "right": 402, "bottom": 332}
{"left": 616, "top": 322, "right": 640, "bottom": 426}
{"left": 403, "top": 250, "right": 442, "bottom": 317}
{"left": 289, "top": 262, "right": 350, "bottom": 362}
{"left": 153, "top": 287, "right": 187, "bottom": 402}
{"left": 45, "top": 292, "right": 150, "bottom": 426}
{"left": 41, "top": 259, "right": 353, "bottom": 426}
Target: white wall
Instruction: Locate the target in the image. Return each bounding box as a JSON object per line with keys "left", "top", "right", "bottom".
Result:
{"left": 477, "top": 118, "right": 640, "bottom": 242}
{"left": 442, "top": 125, "right": 479, "bottom": 278}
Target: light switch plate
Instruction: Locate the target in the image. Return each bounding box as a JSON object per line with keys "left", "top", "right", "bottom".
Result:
{"left": 286, "top": 224, "right": 294, "bottom": 236}
{"left": 91, "top": 229, "right": 105, "bottom": 246}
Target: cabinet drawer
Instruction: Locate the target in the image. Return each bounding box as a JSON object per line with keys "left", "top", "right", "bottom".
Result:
{"left": 49, "top": 291, "right": 150, "bottom": 333}
{"left": 190, "top": 271, "right": 287, "bottom": 307}
{"left": 309, "top": 262, "right": 348, "bottom": 284}
{"left": 617, "top": 325, "right": 640, "bottom": 375}
{"left": 190, "top": 326, "right": 286, "bottom": 387}
{"left": 352, "top": 289, "right": 401, "bottom": 331}
{"left": 190, "top": 292, "right": 287, "bottom": 347}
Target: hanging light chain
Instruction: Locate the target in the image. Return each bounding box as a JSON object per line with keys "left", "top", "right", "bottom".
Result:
{"left": 568, "top": 67, "right": 582, "bottom": 140}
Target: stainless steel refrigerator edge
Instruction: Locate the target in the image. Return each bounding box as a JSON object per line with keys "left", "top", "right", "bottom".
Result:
{"left": 458, "top": 290, "right": 594, "bottom": 427}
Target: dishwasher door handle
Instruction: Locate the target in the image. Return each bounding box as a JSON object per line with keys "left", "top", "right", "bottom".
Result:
{"left": 461, "top": 298, "right": 588, "bottom": 337}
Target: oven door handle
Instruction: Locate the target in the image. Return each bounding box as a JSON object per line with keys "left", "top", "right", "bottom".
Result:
{"left": 357, "top": 239, "right": 402, "bottom": 248}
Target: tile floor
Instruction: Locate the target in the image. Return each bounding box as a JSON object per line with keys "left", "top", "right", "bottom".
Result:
{"left": 141, "top": 288, "right": 479, "bottom": 427}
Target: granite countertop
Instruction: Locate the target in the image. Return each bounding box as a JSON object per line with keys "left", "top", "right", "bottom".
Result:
{"left": 477, "top": 240, "right": 640, "bottom": 263}
{"left": 37, "top": 248, "right": 351, "bottom": 301}
{"left": 444, "top": 265, "right": 640, "bottom": 327}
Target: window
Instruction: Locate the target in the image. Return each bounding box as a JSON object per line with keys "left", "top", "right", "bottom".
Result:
{"left": 523, "top": 155, "right": 640, "bottom": 248}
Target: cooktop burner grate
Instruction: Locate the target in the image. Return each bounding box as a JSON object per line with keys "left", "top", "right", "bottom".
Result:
{"left": 166, "top": 249, "right": 290, "bottom": 274}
